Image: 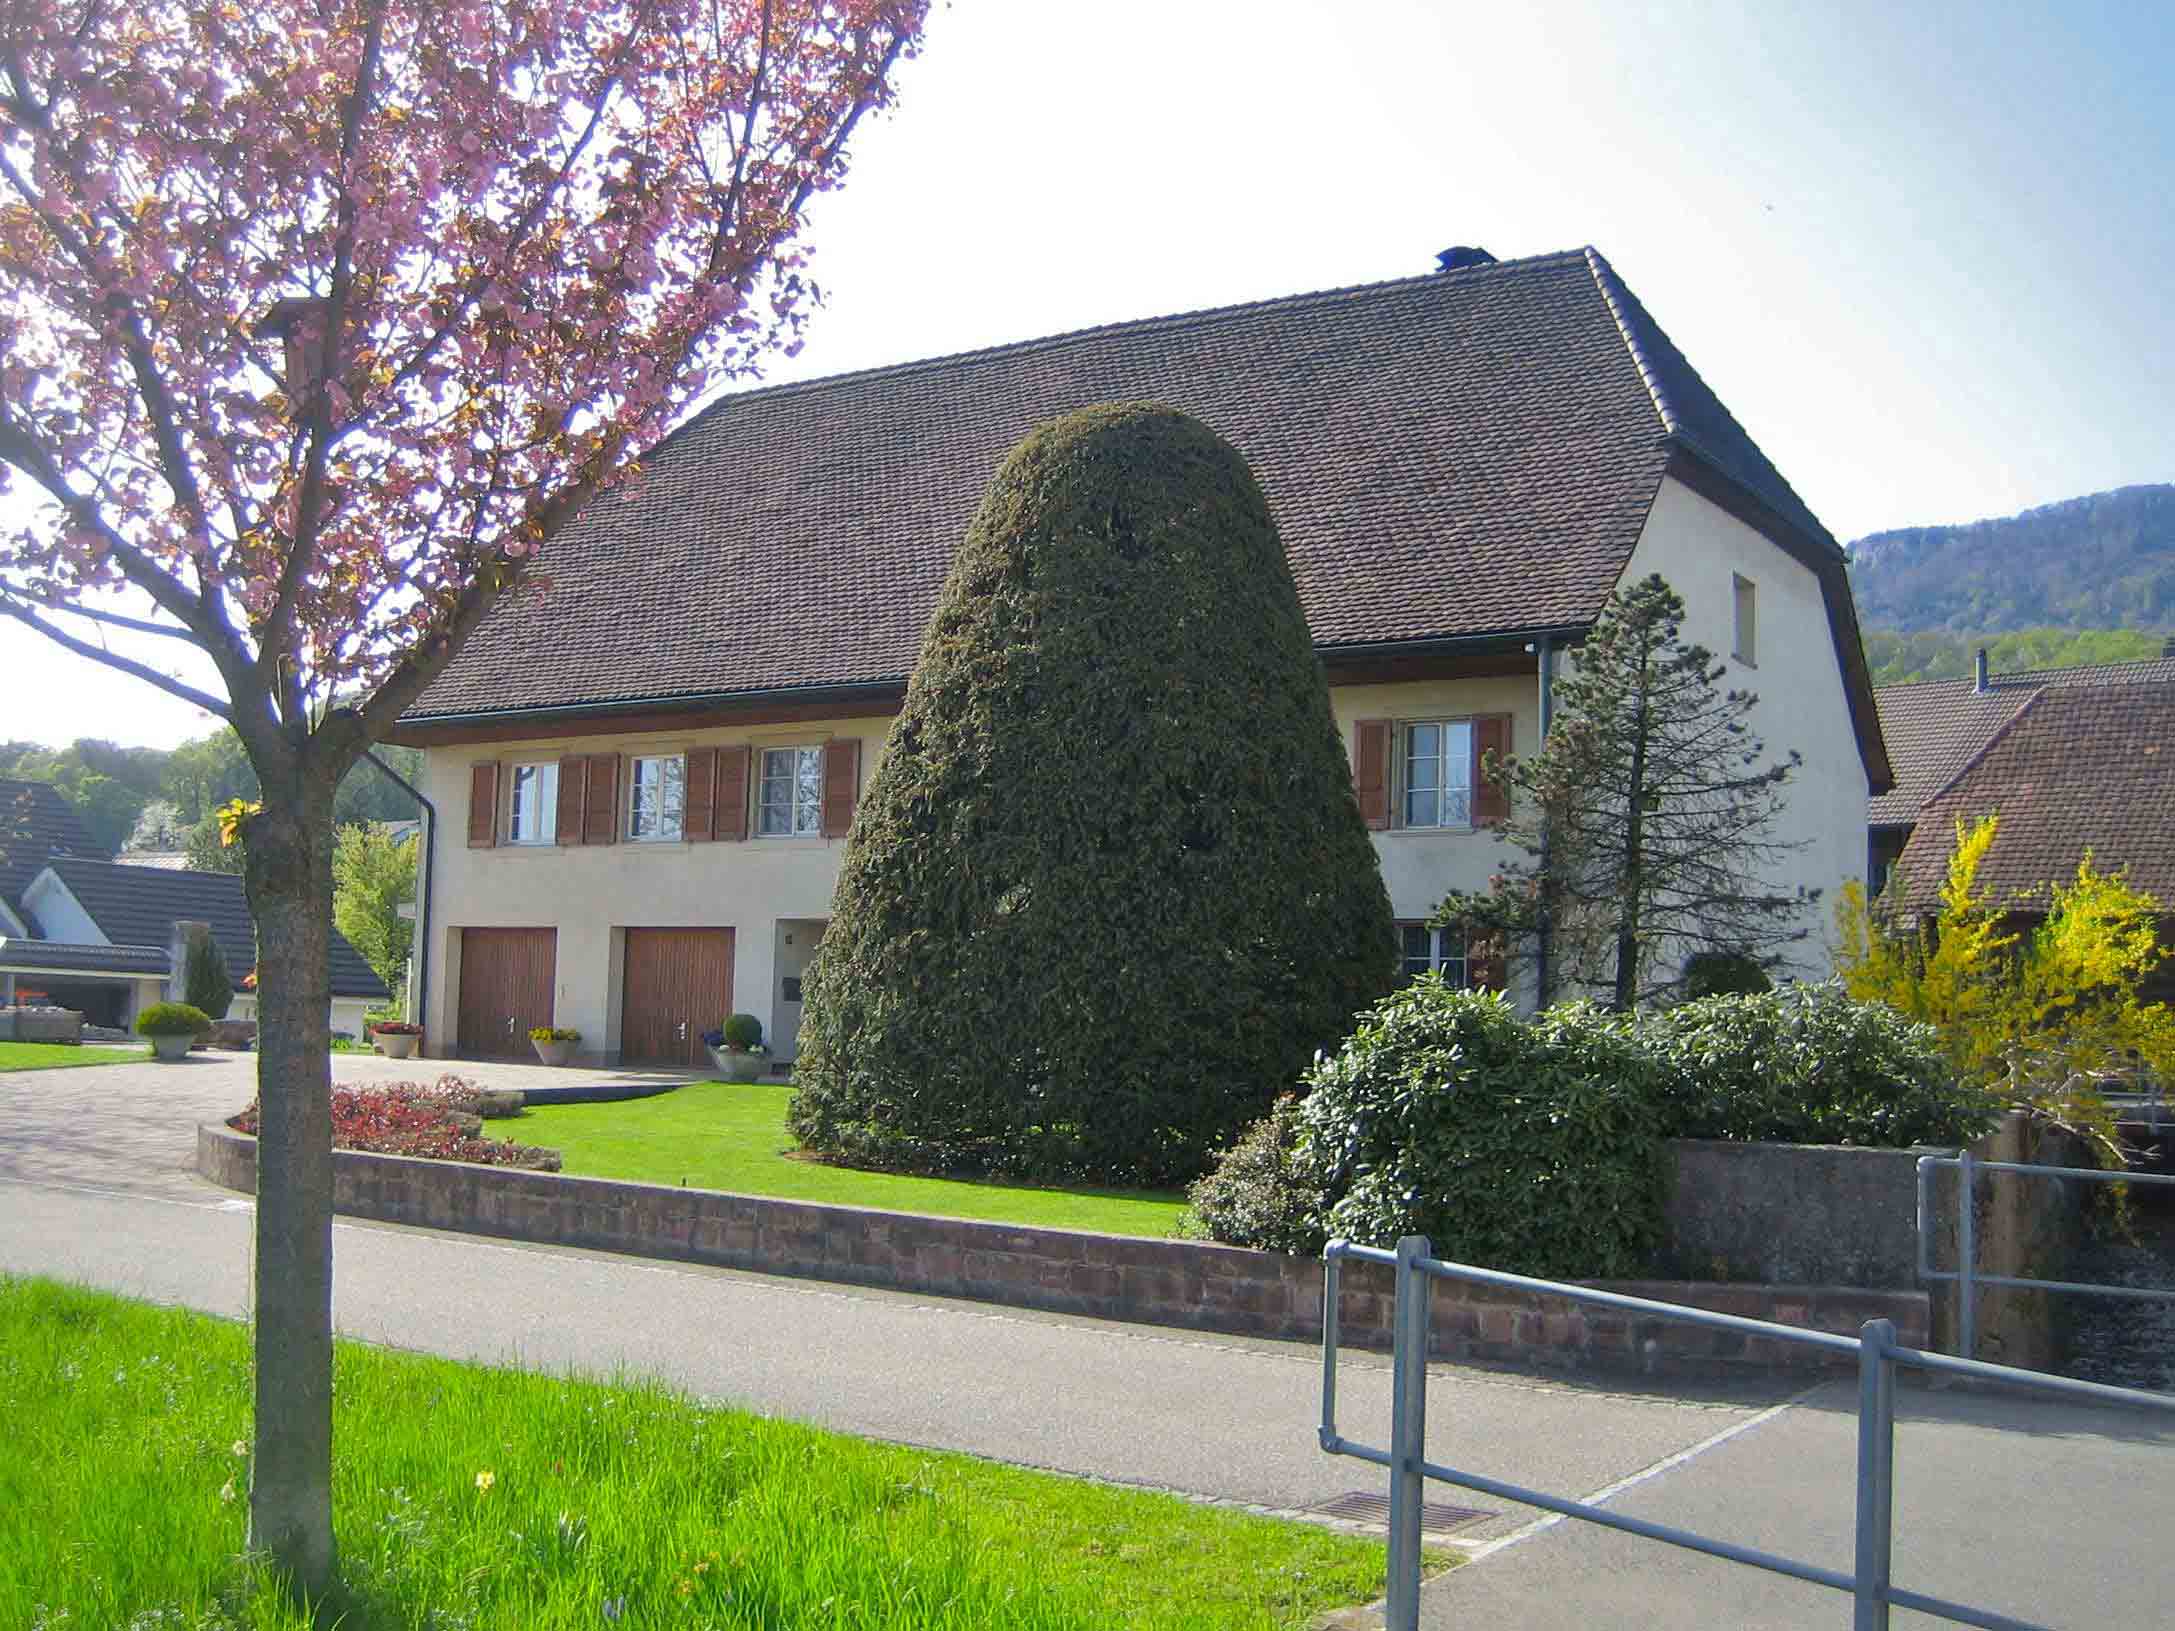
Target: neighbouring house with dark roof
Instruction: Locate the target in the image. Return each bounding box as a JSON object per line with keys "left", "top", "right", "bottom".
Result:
{"left": 389, "top": 245, "right": 1892, "bottom": 1067}
{"left": 0, "top": 776, "right": 388, "bottom": 1030}
{"left": 1872, "top": 653, "right": 2175, "bottom": 1004}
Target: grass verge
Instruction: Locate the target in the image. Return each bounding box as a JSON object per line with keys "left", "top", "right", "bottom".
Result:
{"left": 518, "top": 1081, "right": 1190, "bottom": 1236}
{"left": 0, "top": 1039, "right": 147, "bottom": 1071}
{"left": 1, "top": 1275, "right": 1391, "bottom": 1629}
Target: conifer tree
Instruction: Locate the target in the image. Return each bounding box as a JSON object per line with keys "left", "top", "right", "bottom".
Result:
{"left": 1436, "top": 574, "right": 1811, "bottom": 1009}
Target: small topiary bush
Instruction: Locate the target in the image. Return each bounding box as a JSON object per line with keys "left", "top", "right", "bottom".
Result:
{"left": 1298, "top": 983, "right": 1671, "bottom": 1279}
{"left": 1183, "top": 1095, "right": 1329, "bottom": 1256}
{"left": 721, "top": 1013, "right": 764, "bottom": 1051}
{"left": 1646, "top": 979, "right": 1998, "bottom": 1147}
{"left": 134, "top": 1001, "right": 212, "bottom": 1038}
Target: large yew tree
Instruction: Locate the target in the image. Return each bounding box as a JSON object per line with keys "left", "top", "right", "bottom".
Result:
{"left": 0, "top": 0, "right": 924, "bottom": 1595}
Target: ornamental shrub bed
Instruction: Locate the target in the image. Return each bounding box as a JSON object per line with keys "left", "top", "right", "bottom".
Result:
{"left": 228, "top": 1077, "right": 561, "bottom": 1171}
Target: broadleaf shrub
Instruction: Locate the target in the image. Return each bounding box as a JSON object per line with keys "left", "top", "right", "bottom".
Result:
{"left": 1646, "top": 980, "right": 1998, "bottom": 1147}
{"left": 135, "top": 1001, "right": 211, "bottom": 1037}
{"left": 1183, "top": 1095, "right": 1328, "bottom": 1256}
{"left": 228, "top": 1077, "right": 560, "bottom": 1170}
{"left": 1297, "top": 984, "right": 1670, "bottom": 1279}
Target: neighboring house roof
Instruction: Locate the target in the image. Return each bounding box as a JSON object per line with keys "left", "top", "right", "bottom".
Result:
{"left": 404, "top": 247, "right": 1888, "bottom": 787}
{"left": 116, "top": 850, "right": 197, "bottom": 871}
{"left": 0, "top": 778, "right": 108, "bottom": 911}
{"left": 34, "top": 857, "right": 389, "bottom": 1000}
{"left": 1870, "top": 656, "right": 2175, "bottom": 827}
{"left": 1886, "top": 676, "right": 2175, "bottom": 914}
{"left": 0, "top": 937, "right": 170, "bottom": 976}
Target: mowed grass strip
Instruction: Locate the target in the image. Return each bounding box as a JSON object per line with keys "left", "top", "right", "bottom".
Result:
{"left": 0, "top": 1039, "right": 148, "bottom": 1071}
{"left": 0, "top": 1276, "right": 1386, "bottom": 1630}
{"left": 518, "top": 1082, "right": 1190, "bottom": 1236}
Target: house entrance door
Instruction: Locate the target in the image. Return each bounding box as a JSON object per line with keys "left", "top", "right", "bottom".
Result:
{"left": 456, "top": 928, "right": 557, "bottom": 1057}
{"left": 621, "top": 928, "right": 733, "bottom": 1067}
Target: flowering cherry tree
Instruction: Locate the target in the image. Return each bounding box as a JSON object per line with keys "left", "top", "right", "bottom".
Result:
{"left": 0, "top": 0, "right": 925, "bottom": 1594}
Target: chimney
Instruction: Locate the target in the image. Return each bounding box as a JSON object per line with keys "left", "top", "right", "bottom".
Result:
{"left": 1435, "top": 245, "right": 1496, "bottom": 273}
{"left": 1974, "top": 648, "right": 1990, "bottom": 693}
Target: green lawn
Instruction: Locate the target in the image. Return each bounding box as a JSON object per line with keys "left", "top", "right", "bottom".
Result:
{"left": 1, "top": 1275, "right": 1397, "bottom": 1629}
{"left": 0, "top": 1039, "right": 147, "bottom": 1071}
{"left": 518, "top": 1082, "right": 1191, "bottom": 1236}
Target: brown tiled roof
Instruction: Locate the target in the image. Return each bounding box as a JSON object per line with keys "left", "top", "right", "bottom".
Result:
{"left": 0, "top": 778, "right": 108, "bottom": 913}
{"left": 410, "top": 248, "right": 1875, "bottom": 754}
{"left": 1869, "top": 656, "right": 2175, "bottom": 826}
{"left": 1888, "top": 678, "right": 2175, "bottom": 912}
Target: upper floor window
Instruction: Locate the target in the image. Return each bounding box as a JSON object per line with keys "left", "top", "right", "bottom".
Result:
{"left": 1732, "top": 573, "right": 1757, "bottom": 666}
{"left": 1400, "top": 922, "right": 1469, "bottom": 986}
{"left": 507, "top": 762, "right": 557, "bottom": 844}
{"left": 1401, "top": 720, "right": 1474, "bottom": 829}
{"left": 758, "top": 746, "right": 824, "bottom": 837}
{"left": 628, "top": 754, "right": 685, "bottom": 842}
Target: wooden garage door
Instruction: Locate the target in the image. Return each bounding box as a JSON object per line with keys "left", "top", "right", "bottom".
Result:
{"left": 457, "top": 928, "right": 557, "bottom": 1057}
{"left": 622, "top": 928, "right": 733, "bottom": 1068}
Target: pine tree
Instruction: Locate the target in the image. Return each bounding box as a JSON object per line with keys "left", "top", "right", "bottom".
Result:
{"left": 1437, "top": 573, "right": 1812, "bottom": 1009}
{"left": 183, "top": 931, "right": 235, "bottom": 1022}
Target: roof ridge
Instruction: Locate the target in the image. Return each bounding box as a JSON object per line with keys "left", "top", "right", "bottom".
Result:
{"left": 1581, "top": 246, "right": 1676, "bottom": 438}
{"left": 651, "top": 248, "right": 1598, "bottom": 452}
{"left": 1919, "top": 684, "right": 2048, "bottom": 809}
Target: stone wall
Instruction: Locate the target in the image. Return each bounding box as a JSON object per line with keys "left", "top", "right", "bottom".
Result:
{"left": 199, "top": 1123, "right": 1925, "bottom": 1379}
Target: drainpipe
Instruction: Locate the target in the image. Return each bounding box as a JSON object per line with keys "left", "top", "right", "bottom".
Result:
{"left": 361, "top": 750, "right": 433, "bottom": 1031}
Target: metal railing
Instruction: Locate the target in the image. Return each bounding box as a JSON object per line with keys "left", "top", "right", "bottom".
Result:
{"left": 1916, "top": 1151, "right": 2175, "bottom": 1357}
{"left": 1318, "top": 1236, "right": 2175, "bottom": 1631}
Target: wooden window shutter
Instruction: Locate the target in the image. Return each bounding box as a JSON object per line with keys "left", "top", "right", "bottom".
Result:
{"left": 1473, "top": 714, "right": 1513, "bottom": 827}
{"left": 1469, "top": 931, "right": 1508, "bottom": 993}
{"left": 466, "top": 762, "right": 499, "bottom": 848}
{"left": 1353, "top": 719, "right": 1391, "bottom": 831}
{"left": 555, "top": 755, "right": 587, "bottom": 846}
{"left": 683, "top": 746, "right": 719, "bottom": 842}
{"left": 716, "top": 744, "right": 752, "bottom": 842}
{"left": 821, "top": 738, "right": 861, "bottom": 839}
{"left": 582, "top": 753, "right": 621, "bottom": 845}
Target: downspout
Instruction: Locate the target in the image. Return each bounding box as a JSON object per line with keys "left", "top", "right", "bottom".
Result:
{"left": 361, "top": 750, "right": 433, "bottom": 1031}
{"left": 1534, "top": 637, "right": 1556, "bottom": 1008}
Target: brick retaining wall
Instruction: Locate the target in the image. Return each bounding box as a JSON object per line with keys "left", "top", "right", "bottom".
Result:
{"left": 198, "top": 1124, "right": 1925, "bottom": 1377}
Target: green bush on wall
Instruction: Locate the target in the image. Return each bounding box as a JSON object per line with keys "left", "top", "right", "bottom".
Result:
{"left": 134, "top": 1002, "right": 212, "bottom": 1038}
{"left": 790, "top": 402, "right": 1397, "bottom": 1186}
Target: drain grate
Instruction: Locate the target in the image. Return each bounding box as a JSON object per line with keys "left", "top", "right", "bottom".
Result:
{"left": 1304, "top": 1491, "right": 1495, "bottom": 1533}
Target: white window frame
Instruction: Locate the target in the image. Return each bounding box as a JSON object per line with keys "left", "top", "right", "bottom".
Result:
{"left": 1398, "top": 922, "right": 1470, "bottom": 987}
{"left": 756, "top": 744, "right": 825, "bottom": 839}
{"left": 627, "top": 754, "right": 686, "bottom": 842}
{"left": 506, "top": 761, "right": 558, "bottom": 845}
{"left": 1398, "top": 719, "right": 1476, "bottom": 830}
{"left": 1732, "top": 573, "right": 1757, "bottom": 667}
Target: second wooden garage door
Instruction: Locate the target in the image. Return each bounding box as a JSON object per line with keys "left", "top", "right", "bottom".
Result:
{"left": 457, "top": 928, "right": 556, "bottom": 1057}
{"left": 622, "top": 928, "right": 733, "bottom": 1067}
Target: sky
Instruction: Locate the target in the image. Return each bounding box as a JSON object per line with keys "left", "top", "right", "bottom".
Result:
{"left": 4, "top": 0, "right": 2170, "bottom": 749}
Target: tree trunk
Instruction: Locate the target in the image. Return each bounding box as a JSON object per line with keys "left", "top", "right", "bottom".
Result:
{"left": 241, "top": 775, "right": 340, "bottom": 1599}
{"left": 1613, "top": 680, "right": 1651, "bottom": 1013}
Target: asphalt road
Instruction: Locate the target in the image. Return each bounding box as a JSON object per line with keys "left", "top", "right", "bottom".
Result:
{"left": 4, "top": 1055, "right": 2171, "bottom": 1627}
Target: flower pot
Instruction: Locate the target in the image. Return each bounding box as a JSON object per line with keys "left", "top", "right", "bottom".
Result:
{"left": 377, "top": 1032, "right": 419, "bottom": 1059}
{"left": 148, "top": 1032, "right": 193, "bottom": 1062}
{"left": 723, "top": 1049, "right": 765, "bottom": 1083}
{"left": 532, "top": 1038, "right": 575, "bottom": 1067}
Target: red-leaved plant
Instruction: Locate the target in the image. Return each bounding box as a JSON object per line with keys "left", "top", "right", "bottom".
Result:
{"left": 228, "top": 1079, "right": 559, "bottom": 1171}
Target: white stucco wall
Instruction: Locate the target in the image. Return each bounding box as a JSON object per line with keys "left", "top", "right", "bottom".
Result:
{"left": 21, "top": 870, "right": 107, "bottom": 944}
{"left": 1614, "top": 475, "right": 1870, "bottom": 981}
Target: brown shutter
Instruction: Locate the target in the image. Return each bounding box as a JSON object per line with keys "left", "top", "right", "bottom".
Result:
{"left": 1470, "top": 930, "right": 1507, "bottom": 993}
{"left": 466, "top": 762, "right": 499, "bottom": 848}
{"left": 684, "top": 746, "right": 719, "bottom": 842}
{"left": 583, "top": 753, "right": 620, "bottom": 845}
{"left": 555, "top": 755, "right": 587, "bottom": 846}
{"left": 1353, "top": 719, "right": 1391, "bottom": 831}
{"left": 716, "top": 744, "right": 752, "bottom": 842}
{"left": 1473, "top": 714, "right": 1512, "bottom": 827}
{"left": 821, "top": 738, "right": 861, "bottom": 839}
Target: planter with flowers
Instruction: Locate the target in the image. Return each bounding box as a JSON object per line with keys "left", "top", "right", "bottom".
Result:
{"left": 373, "top": 1020, "right": 422, "bottom": 1059}
{"left": 703, "top": 1013, "right": 768, "bottom": 1082}
{"left": 136, "top": 1001, "right": 212, "bottom": 1061}
{"left": 530, "top": 1026, "right": 581, "bottom": 1067}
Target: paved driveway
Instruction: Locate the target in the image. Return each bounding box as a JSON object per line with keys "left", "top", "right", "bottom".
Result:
{"left": 0, "top": 1050, "right": 685, "bottom": 1201}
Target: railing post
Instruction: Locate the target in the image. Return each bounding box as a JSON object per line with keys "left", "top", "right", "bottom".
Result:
{"left": 1319, "top": 1242, "right": 1345, "bottom": 1454}
{"left": 1383, "top": 1234, "right": 1433, "bottom": 1631}
{"left": 1852, "top": 1318, "right": 1897, "bottom": 1631}
{"left": 1957, "top": 1149, "right": 1978, "bottom": 1360}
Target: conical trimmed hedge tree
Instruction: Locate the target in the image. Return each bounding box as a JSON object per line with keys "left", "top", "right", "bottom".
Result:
{"left": 789, "top": 402, "right": 1397, "bottom": 1185}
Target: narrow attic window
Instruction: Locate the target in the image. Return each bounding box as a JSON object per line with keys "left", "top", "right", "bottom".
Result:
{"left": 1732, "top": 573, "right": 1757, "bottom": 667}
